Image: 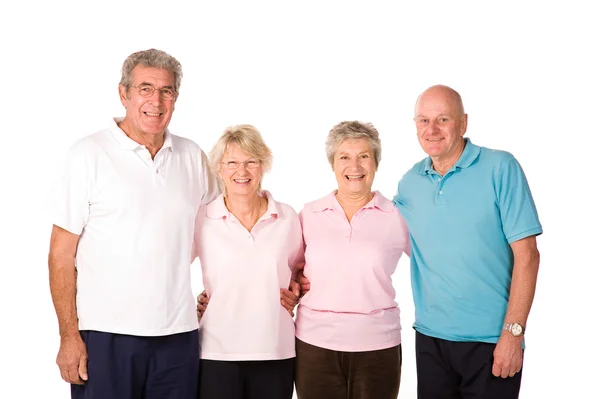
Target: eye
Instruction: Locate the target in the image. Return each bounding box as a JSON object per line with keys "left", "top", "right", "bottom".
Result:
{"left": 419, "top": 118, "right": 428, "bottom": 124}
{"left": 439, "top": 117, "right": 449, "bottom": 123}
{"left": 340, "top": 155, "right": 349, "bottom": 160}
{"left": 161, "top": 88, "right": 175, "bottom": 97}
{"left": 246, "top": 160, "right": 258, "bottom": 166}
{"left": 360, "top": 154, "right": 370, "bottom": 159}
{"left": 226, "top": 161, "right": 238, "bottom": 166}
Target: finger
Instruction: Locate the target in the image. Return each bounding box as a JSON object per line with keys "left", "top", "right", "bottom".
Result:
{"left": 491, "top": 362, "right": 501, "bottom": 377}
{"left": 59, "top": 366, "right": 70, "bottom": 383}
{"left": 281, "top": 299, "right": 296, "bottom": 312}
{"left": 78, "top": 354, "right": 88, "bottom": 381}
{"left": 68, "top": 367, "right": 84, "bottom": 385}
{"left": 289, "top": 280, "right": 300, "bottom": 297}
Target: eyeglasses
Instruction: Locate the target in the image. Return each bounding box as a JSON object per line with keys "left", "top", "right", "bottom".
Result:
{"left": 222, "top": 159, "right": 261, "bottom": 170}
{"left": 132, "top": 84, "right": 177, "bottom": 101}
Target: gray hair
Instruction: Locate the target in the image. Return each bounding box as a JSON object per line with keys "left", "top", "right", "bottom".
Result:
{"left": 120, "top": 49, "right": 183, "bottom": 92}
{"left": 325, "top": 121, "right": 382, "bottom": 167}
{"left": 209, "top": 124, "right": 273, "bottom": 196}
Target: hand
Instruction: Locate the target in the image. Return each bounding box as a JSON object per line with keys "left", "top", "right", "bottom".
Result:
{"left": 280, "top": 280, "right": 301, "bottom": 317}
{"left": 196, "top": 290, "right": 210, "bottom": 320}
{"left": 492, "top": 333, "right": 524, "bottom": 378}
{"left": 56, "top": 334, "right": 88, "bottom": 385}
{"left": 297, "top": 270, "right": 311, "bottom": 297}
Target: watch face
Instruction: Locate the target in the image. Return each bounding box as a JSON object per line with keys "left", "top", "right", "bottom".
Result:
{"left": 510, "top": 324, "right": 523, "bottom": 336}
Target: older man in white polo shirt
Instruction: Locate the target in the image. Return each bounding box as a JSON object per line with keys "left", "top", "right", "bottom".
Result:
{"left": 48, "top": 48, "right": 218, "bottom": 399}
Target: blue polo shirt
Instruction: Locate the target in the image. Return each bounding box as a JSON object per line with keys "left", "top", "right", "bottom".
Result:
{"left": 392, "top": 138, "right": 542, "bottom": 343}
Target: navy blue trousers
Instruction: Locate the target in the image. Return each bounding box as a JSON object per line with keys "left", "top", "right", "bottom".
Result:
{"left": 71, "top": 329, "right": 199, "bottom": 399}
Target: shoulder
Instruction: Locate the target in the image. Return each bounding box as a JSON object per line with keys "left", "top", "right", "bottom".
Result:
{"left": 300, "top": 192, "right": 335, "bottom": 214}
{"left": 170, "top": 134, "right": 207, "bottom": 156}
{"left": 65, "top": 129, "right": 110, "bottom": 160}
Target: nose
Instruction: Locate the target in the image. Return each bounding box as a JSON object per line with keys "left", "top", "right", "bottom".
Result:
{"left": 148, "top": 89, "right": 163, "bottom": 104}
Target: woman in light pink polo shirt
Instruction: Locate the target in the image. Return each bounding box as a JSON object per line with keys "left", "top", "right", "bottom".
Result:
{"left": 294, "top": 121, "right": 410, "bottom": 399}
{"left": 193, "top": 125, "right": 303, "bottom": 399}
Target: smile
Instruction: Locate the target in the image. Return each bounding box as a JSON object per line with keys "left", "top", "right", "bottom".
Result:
{"left": 345, "top": 175, "right": 365, "bottom": 180}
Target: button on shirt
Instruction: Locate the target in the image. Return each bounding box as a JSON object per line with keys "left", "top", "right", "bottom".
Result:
{"left": 295, "top": 191, "right": 410, "bottom": 352}
{"left": 51, "top": 118, "right": 219, "bottom": 336}
{"left": 194, "top": 191, "right": 304, "bottom": 360}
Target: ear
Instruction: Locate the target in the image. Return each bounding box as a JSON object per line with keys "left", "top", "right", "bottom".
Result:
{"left": 118, "top": 84, "right": 129, "bottom": 107}
{"left": 460, "top": 113, "right": 469, "bottom": 136}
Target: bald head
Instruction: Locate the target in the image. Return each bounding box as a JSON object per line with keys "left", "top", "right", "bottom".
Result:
{"left": 415, "top": 85, "right": 465, "bottom": 117}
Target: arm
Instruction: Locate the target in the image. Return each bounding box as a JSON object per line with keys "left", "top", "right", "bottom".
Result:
{"left": 492, "top": 235, "right": 540, "bottom": 378}
{"left": 48, "top": 225, "right": 88, "bottom": 384}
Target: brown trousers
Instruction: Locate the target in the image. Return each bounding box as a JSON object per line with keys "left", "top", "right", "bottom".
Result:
{"left": 295, "top": 338, "right": 402, "bottom": 399}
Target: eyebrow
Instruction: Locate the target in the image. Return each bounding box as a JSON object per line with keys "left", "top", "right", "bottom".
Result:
{"left": 138, "top": 82, "right": 175, "bottom": 90}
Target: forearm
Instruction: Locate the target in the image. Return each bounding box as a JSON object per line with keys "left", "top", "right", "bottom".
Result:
{"left": 49, "top": 253, "right": 79, "bottom": 338}
{"left": 504, "top": 238, "right": 540, "bottom": 327}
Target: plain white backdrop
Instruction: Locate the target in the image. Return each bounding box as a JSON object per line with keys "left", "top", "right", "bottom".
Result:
{"left": 1, "top": 1, "right": 598, "bottom": 398}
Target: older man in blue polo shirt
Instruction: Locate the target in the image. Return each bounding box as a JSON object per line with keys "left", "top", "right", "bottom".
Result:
{"left": 393, "top": 85, "right": 542, "bottom": 399}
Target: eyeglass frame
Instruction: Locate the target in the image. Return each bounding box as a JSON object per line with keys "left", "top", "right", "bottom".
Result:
{"left": 221, "top": 159, "right": 262, "bottom": 170}
{"left": 130, "top": 84, "right": 178, "bottom": 101}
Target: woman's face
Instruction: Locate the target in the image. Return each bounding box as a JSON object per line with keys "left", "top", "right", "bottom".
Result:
{"left": 218, "top": 143, "right": 263, "bottom": 197}
{"left": 332, "top": 138, "right": 377, "bottom": 197}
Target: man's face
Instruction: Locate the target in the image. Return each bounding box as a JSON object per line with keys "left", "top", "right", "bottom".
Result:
{"left": 414, "top": 87, "right": 467, "bottom": 160}
{"left": 118, "top": 65, "right": 177, "bottom": 138}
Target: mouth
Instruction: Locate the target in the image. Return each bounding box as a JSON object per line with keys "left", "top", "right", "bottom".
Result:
{"left": 233, "top": 179, "right": 251, "bottom": 184}
{"left": 144, "top": 112, "right": 163, "bottom": 117}
{"left": 345, "top": 175, "right": 365, "bottom": 181}
{"left": 427, "top": 138, "right": 443, "bottom": 142}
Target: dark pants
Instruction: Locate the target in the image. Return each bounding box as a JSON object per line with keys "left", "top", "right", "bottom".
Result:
{"left": 198, "top": 358, "right": 295, "bottom": 399}
{"left": 71, "top": 329, "right": 199, "bottom": 399}
{"left": 295, "top": 338, "right": 402, "bottom": 399}
{"left": 416, "top": 331, "right": 523, "bottom": 399}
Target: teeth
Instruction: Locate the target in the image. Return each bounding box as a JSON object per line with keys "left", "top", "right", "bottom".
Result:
{"left": 428, "top": 138, "right": 442, "bottom": 142}
{"left": 146, "top": 112, "right": 161, "bottom": 116}
{"left": 234, "top": 179, "right": 250, "bottom": 183}
{"left": 346, "top": 175, "right": 364, "bottom": 180}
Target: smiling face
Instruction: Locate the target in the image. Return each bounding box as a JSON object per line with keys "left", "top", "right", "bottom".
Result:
{"left": 218, "top": 143, "right": 263, "bottom": 198}
{"left": 333, "top": 138, "right": 377, "bottom": 198}
{"left": 414, "top": 86, "right": 468, "bottom": 164}
{"left": 118, "top": 65, "right": 177, "bottom": 141}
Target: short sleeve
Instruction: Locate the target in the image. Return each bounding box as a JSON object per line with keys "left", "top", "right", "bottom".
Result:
{"left": 49, "top": 144, "right": 91, "bottom": 235}
{"left": 496, "top": 155, "right": 543, "bottom": 243}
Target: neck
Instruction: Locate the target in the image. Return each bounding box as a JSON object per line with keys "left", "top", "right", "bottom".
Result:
{"left": 118, "top": 119, "right": 165, "bottom": 159}
{"left": 224, "top": 192, "right": 265, "bottom": 231}
{"left": 431, "top": 140, "right": 466, "bottom": 176}
{"left": 336, "top": 190, "right": 374, "bottom": 220}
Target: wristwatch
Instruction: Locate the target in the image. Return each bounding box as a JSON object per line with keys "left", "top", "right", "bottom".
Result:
{"left": 503, "top": 322, "right": 525, "bottom": 337}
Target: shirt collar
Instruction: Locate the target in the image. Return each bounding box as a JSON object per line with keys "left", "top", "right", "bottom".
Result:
{"left": 109, "top": 117, "right": 173, "bottom": 152}
{"left": 310, "top": 190, "right": 393, "bottom": 213}
{"left": 420, "top": 137, "right": 480, "bottom": 175}
{"left": 206, "top": 190, "right": 282, "bottom": 220}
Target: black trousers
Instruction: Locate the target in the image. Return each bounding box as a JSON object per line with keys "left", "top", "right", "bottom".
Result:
{"left": 71, "top": 329, "right": 199, "bottom": 399}
{"left": 416, "top": 331, "right": 523, "bottom": 399}
{"left": 198, "top": 358, "right": 294, "bottom": 399}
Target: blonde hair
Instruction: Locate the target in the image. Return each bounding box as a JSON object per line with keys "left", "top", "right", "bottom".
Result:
{"left": 209, "top": 124, "right": 273, "bottom": 196}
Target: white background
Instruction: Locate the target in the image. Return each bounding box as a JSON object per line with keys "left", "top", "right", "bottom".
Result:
{"left": 1, "top": 1, "right": 598, "bottom": 398}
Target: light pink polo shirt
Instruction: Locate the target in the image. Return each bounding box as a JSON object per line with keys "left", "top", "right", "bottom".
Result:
{"left": 295, "top": 191, "right": 410, "bottom": 352}
{"left": 194, "top": 191, "right": 304, "bottom": 360}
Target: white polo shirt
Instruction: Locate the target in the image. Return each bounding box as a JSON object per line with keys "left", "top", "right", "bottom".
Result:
{"left": 51, "top": 118, "right": 219, "bottom": 336}
{"left": 194, "top": 191, "right": 304, "bottom": 360}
